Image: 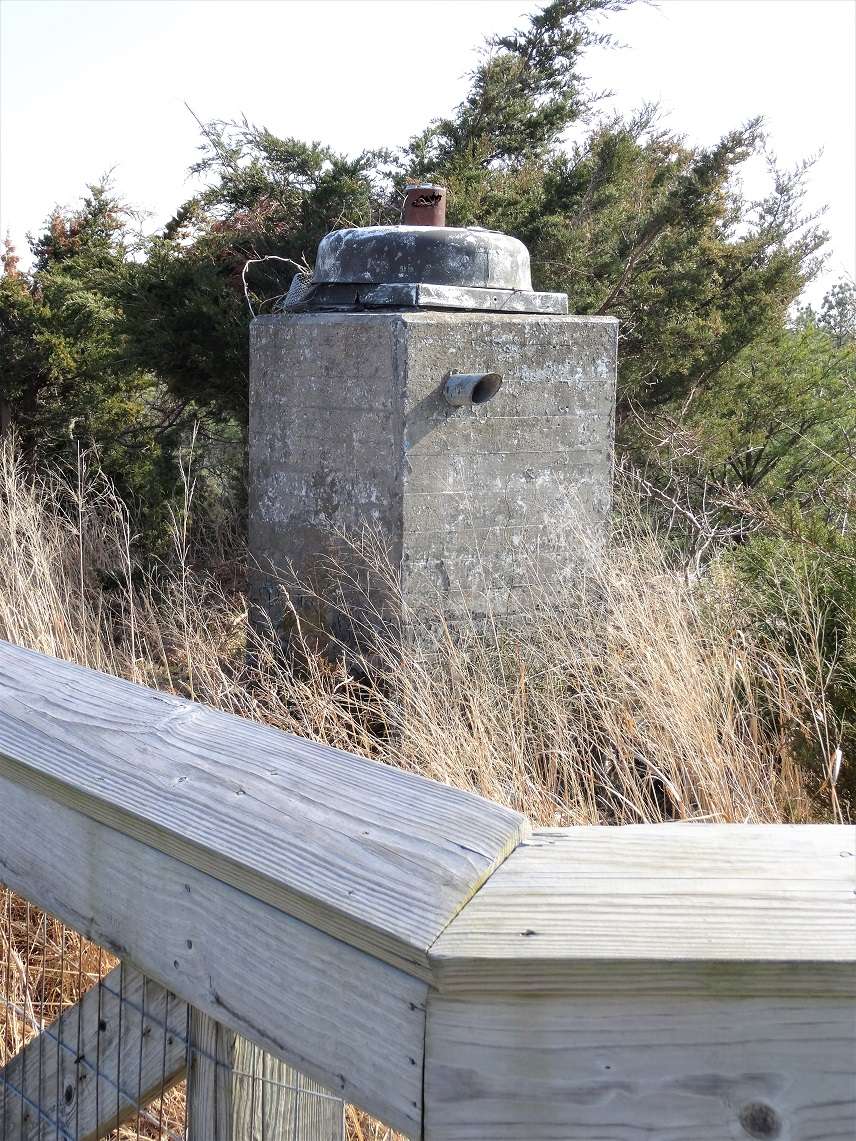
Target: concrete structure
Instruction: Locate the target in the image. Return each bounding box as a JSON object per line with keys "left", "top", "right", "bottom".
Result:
{"left": 249, "top": 307, "right": 617, "bottom": 642}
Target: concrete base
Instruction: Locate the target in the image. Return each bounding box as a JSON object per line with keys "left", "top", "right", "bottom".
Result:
{"left": 249, "top": 310, "right": 617, "bottom": 645}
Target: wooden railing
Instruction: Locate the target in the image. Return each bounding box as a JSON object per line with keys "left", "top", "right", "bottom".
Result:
{"left": 0, "top": 638, "right": 854, "bottom": 1140}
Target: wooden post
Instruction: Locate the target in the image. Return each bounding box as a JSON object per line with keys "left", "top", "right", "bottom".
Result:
{"left": 188, "top": 1018, "right": 344, "bottom": 1141}
{"left": 424, "top": 824, "right": 856, "bottom": 1140}
{"left": 232, "top": 1040, "right": 345, "bottom": 1141}
{"left": 187, "top": 1009, "right": 236, "bottom": 1140}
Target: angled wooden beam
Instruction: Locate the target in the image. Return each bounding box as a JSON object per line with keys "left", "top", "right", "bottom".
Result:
{"left": 0, "top": 772, "right": 427, "bottom": 1135}
{"left": 0, "top": 639, "right": 528, "bottom": 981}
{"left": 0, "top": 963, "right": 187, "bottom": 1140}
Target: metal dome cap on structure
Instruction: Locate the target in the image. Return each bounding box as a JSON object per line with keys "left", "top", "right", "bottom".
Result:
{"left": 280, "top": 185, "right": 568, "bottom": 315}
{"left": 314, "top": 225, "right": 534, "bottom": 291}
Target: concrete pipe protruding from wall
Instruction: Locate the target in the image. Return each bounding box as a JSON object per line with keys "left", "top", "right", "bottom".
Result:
{"left": 443, "top": 372, "right": 503, "bottom": 408}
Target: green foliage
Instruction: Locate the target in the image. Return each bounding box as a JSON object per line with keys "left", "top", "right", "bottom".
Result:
{"left": 619, "top": 287, "right": 854, "bottom": 574}
{"left": 118, "top": 239, "right": 250, "bottom": 420}
{"left": 729, "top": 518, "right": 856, "bottom": 804}
{"left": 138, "top": 0, "right": 822, "bottom": 426}
{"left": 408, "top": 0, "right": 629, "bottom": 176}
{"left": 0, "top": 183, "right": 194, "bottom": 542}
{"left": 122, "top": 123, "right": 395, "bottom": 419}
{"left": 818, "top": 278, "right": 856, "bottom": 346}
{"left": 1, "top": 185, "right": 140, "bottom": 446}
{"left": 689, "top": 316, "right": 855, "bottom": 505}
{"left": 540, "top": 130, "right": 823, "bottom": 410}
{"left": 1, "top": 0, "right": 852, "bottom": 810}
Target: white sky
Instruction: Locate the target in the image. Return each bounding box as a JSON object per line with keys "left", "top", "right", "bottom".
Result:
{"left": 1, "top": 0, "right": 853, "bottom": 306}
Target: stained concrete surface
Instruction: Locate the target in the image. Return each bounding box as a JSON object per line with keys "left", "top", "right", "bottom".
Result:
{"left": 249, "top": 310, "right": 617, "bottom": 643}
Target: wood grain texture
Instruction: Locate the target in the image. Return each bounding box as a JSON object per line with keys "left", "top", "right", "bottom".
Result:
{"left": 424, "top": 992, "right": 856, "bottom": 1140}
{"left": 0, "top": 772, "right": 427, "bottom": 1136}
{"left": 188, "top": 1009, "right": 236, "bottom": 1140}
{"left": 187, "top": 1019, "right": 345, "bottom": 1141}
{"left": 231, "top": 1038, "right": 345, "bottom": 1141}
{"left": 431, "top": 824, "right": 856, "bottom": 994}
{"left": 0, "top": 640, "right": 528, "bottom": 977}
{"left": 1, "top": 963, "right": 187, "bottom": 1140}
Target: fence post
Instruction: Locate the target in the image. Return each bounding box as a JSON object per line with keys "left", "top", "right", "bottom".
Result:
{"left": 187, "top": 1009, "right": 236, "bottom": 1140}
{"left": 232, "top": 1040, "right": 346, "bottom": 1141}
{"left": 188, "top": 1014, "right": 345, "bottom": 1141}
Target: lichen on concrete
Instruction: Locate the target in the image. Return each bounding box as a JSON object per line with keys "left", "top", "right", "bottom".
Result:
{"left": 249, "top": 310, "right": 617, "bottom": 643}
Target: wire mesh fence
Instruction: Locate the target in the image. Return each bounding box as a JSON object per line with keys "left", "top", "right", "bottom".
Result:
{"left": 0, "top": 884, "right": 346, "bottom": 1141}
{"left": 1, "top": 883, "right": 187, "bottom": 1139}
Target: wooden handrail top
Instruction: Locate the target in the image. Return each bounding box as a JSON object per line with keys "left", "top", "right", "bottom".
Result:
{"left": 0, "top": 639, "right": 528, "bottom": 979}
{"left": 431, "top": 824, "right": 856, "bottom": 996}
{"left": 3, "top": 641, "right": 855, "bottom": 1139}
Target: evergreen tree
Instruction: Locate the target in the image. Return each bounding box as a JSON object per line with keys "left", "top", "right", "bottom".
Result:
{"left": 136, "top": 0, "right": 823, "bottom": 426}
{"left": 121, "top": 129, "right": 392, "bottom": 419}
{"left": 818, "top": 279, "right": 856, "bottom": 347}
{"left": 0, "top": 183, "right": 185, "bottom": 534}
{"left": 641, "top": 300, "right": 856, "bottom": 525}
{"left": 0, "top": 0, "right": 836, "bottom": 557}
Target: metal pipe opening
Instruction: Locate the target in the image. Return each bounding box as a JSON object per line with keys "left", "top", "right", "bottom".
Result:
{"left": 402, "top": 184, "right": 447, "bottom": 227}
{"left": 444, "top": 372, "right": 503, "bottom": 408}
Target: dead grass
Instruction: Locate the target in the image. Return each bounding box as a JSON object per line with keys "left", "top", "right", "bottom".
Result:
{"left": 0, "top": 438, "right": 844, "bottom": 1138}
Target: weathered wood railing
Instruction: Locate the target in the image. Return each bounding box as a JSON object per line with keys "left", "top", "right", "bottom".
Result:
{"left": 0, "top": 639, "right": 854, "bottom": 1140}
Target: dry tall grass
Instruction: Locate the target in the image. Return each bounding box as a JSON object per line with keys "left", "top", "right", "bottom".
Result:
{"left": 0, "top": 438, "right": 844, "bottom": 1138}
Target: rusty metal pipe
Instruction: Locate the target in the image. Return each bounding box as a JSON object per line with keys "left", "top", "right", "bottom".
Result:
{"left": 443, "top": 372, "right": 503, "bottom": 407}
{"left": 402, "top": 185, "right": 447, "bottom": 227}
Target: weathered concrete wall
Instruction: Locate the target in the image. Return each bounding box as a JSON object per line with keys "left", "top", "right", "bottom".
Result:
{"left": 249, "top": 310, "right": 617, "bottom": 641}
{"left": 400, "top": 312, "right": 616, "bottom": 617}
{"left": 249, "top": 313, "right": 405, "bottom": 635}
